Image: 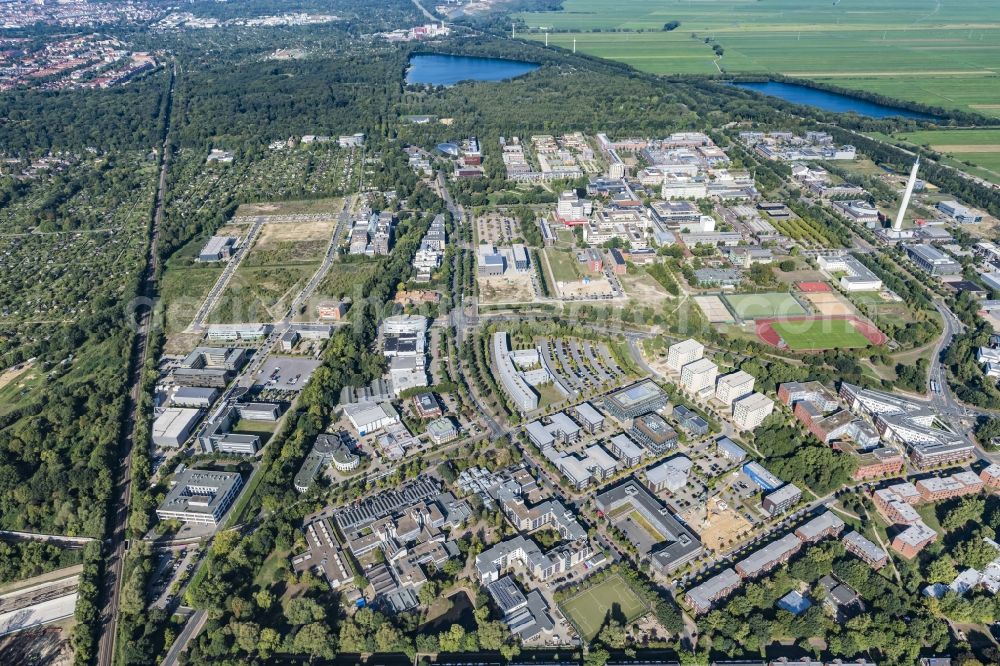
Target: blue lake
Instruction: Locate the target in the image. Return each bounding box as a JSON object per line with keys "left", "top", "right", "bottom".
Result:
{"left": 732, "top": 81, "right": 939, "bottom": 121}
{"left": 406, "top": 54, "right": 540, "bottom": 86}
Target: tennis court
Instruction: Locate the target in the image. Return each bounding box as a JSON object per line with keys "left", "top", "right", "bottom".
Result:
{"left": 694, "top": 295, "right": 734, "bottom": 323}
{"left": 723, "top": 292, "right": 807, "bottom": 320}
{"left": 561, "top": 575, "right": 648, "bottom": 641}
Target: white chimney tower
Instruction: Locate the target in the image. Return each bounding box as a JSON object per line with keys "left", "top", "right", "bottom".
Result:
{"left": 893, "top": 156, "right": 920, "bottom": 232}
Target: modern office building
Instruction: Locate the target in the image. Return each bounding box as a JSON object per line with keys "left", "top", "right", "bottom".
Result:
{"left": 762, "top": 483, "right": 802, "bottom": 516}
{"left": 840, "top": 382, "right": 974, "bottom": 468}
{"left": 198, "top": 235, "right": 236, "bottom": 262}
{"left": 573, "top": 402, "right": 605, "bottom": 433}
{"left": 630, "top": 412, "right": 679, "bottom": 454}
{"left": 603, "top": 380, "right": 667, "bottom": 420}
{"left": 673, "top": 404, "right": 709, "bottom": 436}
{"left": 732, "top": 392, "right": 774, "bottom": 431}
{"left": 156, "top": 470, "right": 244, "bottom": 526}
{"left": 715, "top": 370, "right": 754, "bottom": 407}
{"left": 680, "top": 358, "right": 718, "bottom": 394}
{"left": 595, "top": 480, "right": 703, "bottom": 573}
{"left": 667, "top": 338, "right": 704, "bottom": 373}
{"left": 905, "top": 243, "right": 961, "bottom": 276}
{"left": 716, "top": 436, "right": 747, "bottom": 463}
{"left": 343, "top": 401, "right": 400, "bottom": 437}
{"left": 493, "top": 332, "right": 540, "bottom": 412}
{"left": 171, "top": 386, "right": 218, "bottom": 409}
{"left": 743, "top": 461, "right": 783, "bottom": 491}
{"left": 608, "top": 434, "right": 644, "bottom": 467}
{"left": 646, "top": 456, "right": 693, "bottom": 492}
{"left": 152, "top": 408, "right": 202, "bottom": 448}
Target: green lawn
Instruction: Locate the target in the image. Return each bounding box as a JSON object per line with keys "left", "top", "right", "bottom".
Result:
{"left": 723, "top": 293, "right": 806, "bottom": 320}
{"left": 518, "top": 0, "right": 1000, "bottom": 116}
{"left": 544, "top": 248, "right": 581, "bottom": 283}
{"left": 561, "top": 575, "right": 648, "bottom": 641}
{"left": 771, "top": 318, "right": 872, "bottom": 350}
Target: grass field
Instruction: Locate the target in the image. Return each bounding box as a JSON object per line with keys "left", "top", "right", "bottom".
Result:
{"left": 544, "top": 248, "right": 581, "bottom": 282}
{"left": 723, "top": 292, "right": 805, "bottom": 319}
{"left": 560, "top": 575, "right": 648, "bottom": 641}
{"left": 770, "top": 318, "right": 872, "bottom": 350}
{"left": 518, "top": 0, "right": 1000, "bottom": 116}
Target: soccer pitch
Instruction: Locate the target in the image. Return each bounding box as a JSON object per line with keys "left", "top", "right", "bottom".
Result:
{"left": 771, "top": 318, "right": 871, "bottom": 350}
{"left": 561, "top": 575, "right": 648, "bottom": 641}
{"left": 723, "top": 293, "right": 805, "bottom": 320}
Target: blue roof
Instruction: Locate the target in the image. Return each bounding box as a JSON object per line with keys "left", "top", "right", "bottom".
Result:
{"left": 777, "top": 590, "right": 811, "bottom": 615}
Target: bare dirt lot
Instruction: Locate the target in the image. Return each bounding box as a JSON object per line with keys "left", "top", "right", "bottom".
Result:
{"left": 255, "top": 219, "right": 335, "bottom": 248}
{"left": 621, "top": 272, "right": 673, "bottom": 307}
{"left": 0, "top": 361, "right": 33, "bottom": 392}
{"left": 478, "top": 274, "right": 536, "bottom": 304}
{"left": 556, "top": 278, "right": 615, "bottom": 300}
{"left": 804, "top": 291, "right": 856, "bottom": 317}
{"left": 683, "top": 497, "right": 752, "bottom": 552}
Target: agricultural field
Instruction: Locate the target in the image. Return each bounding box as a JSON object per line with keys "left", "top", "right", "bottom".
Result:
{"left": 723, "top": 292, "right": 806, "bottom": 320}
{"left": 895, "top": 128, "right": 1000, "bottom": 185}
{"left": 560, "top": 575, "right": 647, "bottom": 641}
{"left": 769, "top": 318, "right": 873, "bottom": 351}
{"left": 518, "top": 0, "right": 1000, "bottom": 116}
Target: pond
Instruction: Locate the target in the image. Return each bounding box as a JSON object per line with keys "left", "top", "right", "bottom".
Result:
{"left": 732, "top": 81, "right": 939, "bottom": 121}
{"left": 406, "top": 53, "right": 540, "bottom": 86}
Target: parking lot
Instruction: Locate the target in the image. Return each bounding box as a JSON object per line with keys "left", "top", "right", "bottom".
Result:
{"left": 253, "top": 355, "right": 322, "bottom": 391}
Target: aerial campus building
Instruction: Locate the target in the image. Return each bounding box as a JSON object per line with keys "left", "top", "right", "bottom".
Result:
{"left": 904, "top": 243, "right": 961, "bottom": 276}
{"left": 156, "top": 469, "right": 244, "bottom": 526}
{"left": 493, "top": 331, "right": 539, "bottom": 412}
{"left": 595, "top": 480, "right": 702, "bottom": 573}
{"left": 839, "top": 382, "right": 974, "bottom": 468}
{"left": 603, "top": 380, "right": 668, "bottom": 420}
{"left": 817, "top": 254, "right": 883, "bottom": 292}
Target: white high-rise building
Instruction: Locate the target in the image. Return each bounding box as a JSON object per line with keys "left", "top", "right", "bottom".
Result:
{"left": 716, "top": 371, "right": 755, "bottom": 408}
{"left": 680, "top": 358, "right": 718, "bottom": 394}
{"left": 667, "top": 338, "right": 704, "bottom": 373}
{"left": 732, "top": 392, "right": 774, "bottom": 431}
{"left": 893, "top": 157, "right": 920, "bottom": 232}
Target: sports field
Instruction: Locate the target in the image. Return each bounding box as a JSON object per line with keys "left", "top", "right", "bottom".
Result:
{"left": 723, "top": 292, "right": 805, "bottom": 320}
{"left": 560, "top": 575, "right": 648, "bottom": 641}
{"left": 770, "top": 318, "right": 873, "bottom": 350}
{"left": 518, "top": 0, "right": 1000, "bottom": 116}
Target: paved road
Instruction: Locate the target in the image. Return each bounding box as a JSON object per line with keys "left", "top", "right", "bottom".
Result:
{"left": 188, "top": 216, "right": 267, "bottom": 331}
{"left": 96, "top": 62, "right": 175, "bottom": 666}
{"left": 162, "top": 609, "right": 205, "bottom": 666}
{"left": 284, "top": 195, "right": 354, "bottom": 324}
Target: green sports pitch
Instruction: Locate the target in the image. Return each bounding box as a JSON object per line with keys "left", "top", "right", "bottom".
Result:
{"left": 723, "top": 292, "right": 806, "bottom": 320}
{"left": 770, "top": 318, "right": 871, "bottom": 350}
{"left": 560, "top": 575, "right": 648, "bottom": 641}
